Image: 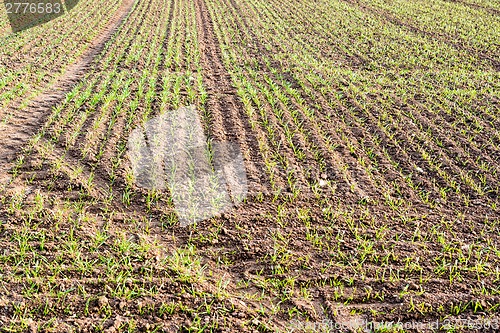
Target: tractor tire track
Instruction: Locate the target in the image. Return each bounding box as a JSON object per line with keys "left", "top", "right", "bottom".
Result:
{"left": 194, "top": 0, "right": 271, "bottom": 193}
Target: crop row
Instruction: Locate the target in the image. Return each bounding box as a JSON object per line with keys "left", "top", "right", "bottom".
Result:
{"left": 213, "top": 0, "right": 499, "bottom": 211}
{"left": 197, "top": 0, "right": 500, "bottom": 325}
{"left": 0, "top": 0, "right": 124, "bottom": 115}
{"left": 0, "top": 0, "right": 228, "bottom": 329}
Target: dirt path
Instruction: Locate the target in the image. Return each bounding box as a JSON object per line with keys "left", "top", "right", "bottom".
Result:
{"left": 0, "top": 0, "right": 136, "bottom": 184}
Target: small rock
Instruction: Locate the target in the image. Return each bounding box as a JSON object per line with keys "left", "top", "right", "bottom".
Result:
{"left": 98, "top": 296, "right": 109, "bottom": 307}
{"left": 28, "top": 320, "right": 37, "bottom": 333}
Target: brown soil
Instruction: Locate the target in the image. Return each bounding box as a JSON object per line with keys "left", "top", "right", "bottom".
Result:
{"left": 0, "top": 0, "right": 499, "bottom": 331}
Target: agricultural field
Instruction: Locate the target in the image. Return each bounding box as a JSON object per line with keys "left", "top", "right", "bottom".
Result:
{"left": 0, "top": 0, "right": 499, "bottom": 331}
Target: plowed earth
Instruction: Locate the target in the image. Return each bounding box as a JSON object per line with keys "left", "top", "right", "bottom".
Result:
{"left": 0, "top": 0, "right": 499, "bottom": 332}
